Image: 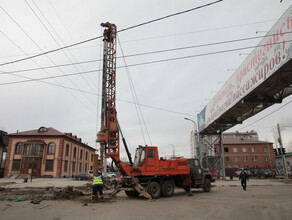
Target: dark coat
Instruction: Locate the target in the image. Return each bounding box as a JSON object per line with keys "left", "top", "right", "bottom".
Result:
{"left": 239, "top": 171, "right": 249, "bottom": 181}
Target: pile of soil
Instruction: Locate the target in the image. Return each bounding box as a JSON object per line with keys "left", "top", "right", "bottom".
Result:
{"left": 0, "top": 185, "right": 91, "bottom": 201}
{"left": 53, "top": 186, "right": 84, "bottom": 200}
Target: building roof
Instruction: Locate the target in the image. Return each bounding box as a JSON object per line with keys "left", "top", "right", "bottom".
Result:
{"left": 214, "top": 138, "right": 273, "bottom": 145}
{"left": 7, "top": 127, "right": 94, "bottom": 150}
{"left": 8, "top": 127, "right": 64, "bottom": 136}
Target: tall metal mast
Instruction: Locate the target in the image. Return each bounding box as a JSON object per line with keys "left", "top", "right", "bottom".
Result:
{"left": 97, "top": 22, "right": 120, "bottom": 171}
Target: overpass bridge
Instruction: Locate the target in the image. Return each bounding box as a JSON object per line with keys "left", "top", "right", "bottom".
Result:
{"left": 198, "top": 5, "right": 292, "bottom": 135}
{"left": 196, "top": 6, "right": 292, "bottom": 177}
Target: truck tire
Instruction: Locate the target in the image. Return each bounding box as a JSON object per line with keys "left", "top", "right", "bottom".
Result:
{"left": 203, "top": 178, "right": 211, "bottom": 192}
{"left": 161, "top": 181, "right": 174, "bottom": 197}
{"left": 125, "top": 190, "right": 140, "bottom": 198}
{"left": 147, "top": 181, "right": 161, "bottom": 199}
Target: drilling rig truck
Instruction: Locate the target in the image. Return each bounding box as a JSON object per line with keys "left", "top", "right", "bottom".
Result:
{"left": 97, "top": 22, "right": 214, "bottom": 199}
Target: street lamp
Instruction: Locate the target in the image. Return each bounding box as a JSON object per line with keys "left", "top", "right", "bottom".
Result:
{"left": 184, "top": 117, "right": 201, "bottom": 165}
{"left": 169, "top": 144, "right": 175, "bottom": 158}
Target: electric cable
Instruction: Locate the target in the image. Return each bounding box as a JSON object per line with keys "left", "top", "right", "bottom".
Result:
{"left": 30, "top": 0, "right": 98, "bottom": 93}
{"left": 2, "top": 31, "right": 291, "bottom": 76}
{"left": 0, "top": 29, "right": 95, "bottom": 113}
{"left": 0, "top": 0, "right": 222, "bottom": 67}
{"left": 1, "top": 39, "right": 290, "bottom": 83}
{"left": 0, "top": 16, "right": 283, "bottom": 60}
{"left": 118, "top": 36, "right": 152, "bottom": 145}
{"left": 23, "top": 1, "right": 97, "bottom": 106}
{"left": 237, "top": 99, "right": 292, "bottom": 131}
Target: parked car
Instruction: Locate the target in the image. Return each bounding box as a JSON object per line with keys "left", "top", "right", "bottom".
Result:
{"left": 74, "top": 173, "right": 90, "bottom": 180}
{"left": 235, "top": 168, "right": 251, "bottom": 176}
{"left": 104, "top": 172, "right": 116, "bottom": 178}
{"left": 258, "top": 169, "right": 273, "bottom": 178}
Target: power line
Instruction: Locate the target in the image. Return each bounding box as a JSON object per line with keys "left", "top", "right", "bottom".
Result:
{"left": 0, "top": 16, "right": 282, "bottom": 60}
{"left": 118, "top": 36, "right": 152, "bottom": 145}
{"left": 2, "top": 31, "right": 291, "bottom": 76}
{"left": 0, "top": 5, "right": 96, "bottom": 111}
{"left": 238, "top": 99, "right": 292, "bottom": 131}
{"left": 1, "top": 39, "right": 291, "bottom": 84}
{"left": 22, "top": 1, "right": 96, "bottom": 107}
{"left": 0, "top": 0, "right": 222, "bottom": 67}
{"left": 29, "top": 0, "right": 98, "bottom": 93}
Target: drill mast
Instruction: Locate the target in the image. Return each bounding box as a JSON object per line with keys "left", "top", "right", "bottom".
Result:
{"left": 97, "top": 22, "right": 120, "bottom": 170}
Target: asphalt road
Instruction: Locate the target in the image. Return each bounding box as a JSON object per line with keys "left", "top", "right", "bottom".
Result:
{"left": 0, "top": 180, "right": 291, "bottom": 220}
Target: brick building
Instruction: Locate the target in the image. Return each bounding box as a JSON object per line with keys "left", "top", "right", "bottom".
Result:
{"left": 214, "top": 131, "right": 276, "bottom": 170}
{"left": 4, "top": 127, "right": 96, "bottom": 178}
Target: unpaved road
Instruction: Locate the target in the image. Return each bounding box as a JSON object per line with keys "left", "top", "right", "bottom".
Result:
{"left": 0, "top": 184, "right": 291, "bottom": 220}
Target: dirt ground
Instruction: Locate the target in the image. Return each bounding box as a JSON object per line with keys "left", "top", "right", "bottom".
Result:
{"left": 0, "top": 183, "right": 291, "bottom": 220}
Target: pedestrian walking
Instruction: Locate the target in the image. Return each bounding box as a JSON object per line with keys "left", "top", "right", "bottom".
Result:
{"left": 239, "top": 169, "right": 249, "bottom": 191}
{"left": 92, "top": 171, "right": 104, "bottom": 200}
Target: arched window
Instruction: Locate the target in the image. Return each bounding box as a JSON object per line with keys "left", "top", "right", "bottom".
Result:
{"left": 80, "top": 149, "right": 83, "bottom": 160}
{"left": 47, "top": 142, "right": 55, "bottom": 154}
{"left": 15, "top": 143, "right": 23, "bottom": 154}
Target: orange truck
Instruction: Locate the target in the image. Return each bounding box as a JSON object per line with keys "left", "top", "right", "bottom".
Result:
{"left": 97, "top": 22, "right": 214, "bottom": 199}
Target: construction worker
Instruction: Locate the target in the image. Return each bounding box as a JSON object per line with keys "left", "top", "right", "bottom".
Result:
{"left": 239, "top": 169, "right": 249, "bottom": 191}
{"left": 92, "top": 171, "right": 104, "bottom": 200}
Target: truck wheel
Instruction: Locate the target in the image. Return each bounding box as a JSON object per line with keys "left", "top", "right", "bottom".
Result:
{"left": 147, "top": 181, "right": 161, "bottom": 199}
{"left": 161, "top": 181, "right": 174, "bottom": 197}
{"left": 125, "top": 190, "right": 140, "bottom": 198}
{"left": 203, "top": 178, "right": 211, "bottom": 192}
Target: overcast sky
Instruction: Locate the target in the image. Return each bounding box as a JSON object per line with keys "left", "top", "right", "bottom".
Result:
{"left": 0, "top": 0, "right": 292, "bottom": 159}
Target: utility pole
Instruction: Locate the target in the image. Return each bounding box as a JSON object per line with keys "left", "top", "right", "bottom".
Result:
{"left": 220, "top": 131, "right": 226, "bottom": 180}
{"left": 277, "top": 124, "right": 288, "bottom": 180}
{"left": 184, "top": 117, "right": 201, "bottom": 165}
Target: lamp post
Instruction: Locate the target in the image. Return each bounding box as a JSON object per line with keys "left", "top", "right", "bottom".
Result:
{"left": 184, "top": 117, "right": 201, "bottom": 165}
{"left": 169, "top": 144, "right": 175, "bottom": 158}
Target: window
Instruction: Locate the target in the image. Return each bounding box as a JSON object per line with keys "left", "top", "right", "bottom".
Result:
{"left": 234, "top": 156, "right": 239, "bottom": 162}
{"left": 252, "top": 147, "right": 256, "bottom": 152}
{"left": 64, "top": 160, "right": 68, "bottom": 172}
{"left": 86, "top": 151, "right": 88, "bottom": 160}
{"left": 233, "top": 147, "right": 238, "bottom": 153}
{"left": 263, "top": 146, "right": 268, "bottom": 152}
{"left": 252, "top": 156, "right": 257, "bottom": 161}
{"left": 244, "top": 156, "right": 248, "bottom": 162}
{"left": 72, "top": 162, "right": 76, "bottom": 172}
{"left": 23, "top": 144, "right": 43, "bottom": 156}
{"left": 47, "top": 143, "right": 55, "bottom": 154}
{"left": 265, "top": 157, "right": 269, "bottom": 162}
{"left": 225, "top": 156, "right": 229, "bottom": 162}
{"left": 147, "top": 149, "right": 155, "bottom": 158}
{"left": 79, "top": 163, "right": 82, "bottom": 172}
{"left": 73, "top": 147, "right": 77, "bottom": 158}
{"left": 91, "top": 154, "right": 93, "bottom": 162}
{"left": 12, "top": 159, "right": 21, "bottom": 170}
{"left": 242, "top": 147, "right": 247, "bottom": 153}
{"left": 15, "top": 143, "right": 23, "bottom": 154}
{"left": 80, "top": 150, "right": 83, "bottom": 160}
{"left": 85, "top": 163, "right": 88, "bottom": 172}
{"left": 45, "top": 160, "right": 54, "bottom": 171}
{"left": 65, "top": 144, "right": 70, "bottom": 156}
{"left": 224, "top": 147, "right": 229, "bottom": 153}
